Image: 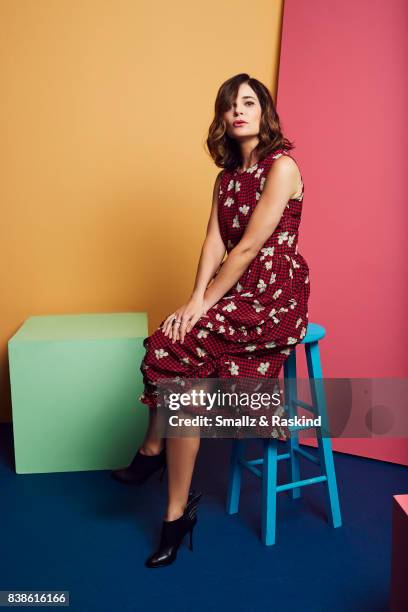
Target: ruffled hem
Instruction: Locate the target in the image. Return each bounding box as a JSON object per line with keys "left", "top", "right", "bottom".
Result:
{"left": 138, "top": 354, "right": 220, "bottom": 410}
{"left": 138, "top": 390, "right": 160, "bottom": 409}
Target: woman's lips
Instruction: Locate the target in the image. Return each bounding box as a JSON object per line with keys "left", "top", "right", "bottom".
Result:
{"left": 233, "top": 122, "right": 247, "bottom": 127}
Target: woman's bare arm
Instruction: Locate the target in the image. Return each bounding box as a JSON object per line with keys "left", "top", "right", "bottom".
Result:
{"left": 160, "top": 170, "right": 226, "bottom": 342}
{"left": 190, "top": 170, "right": 226, "bottom": 298}
{"left": 202, "top": 156, "right": 299, "bottom": 310}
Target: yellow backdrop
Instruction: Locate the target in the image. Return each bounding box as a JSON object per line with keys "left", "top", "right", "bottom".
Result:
{"left": 0, "top": 0, "right": 283, "bottom": 421}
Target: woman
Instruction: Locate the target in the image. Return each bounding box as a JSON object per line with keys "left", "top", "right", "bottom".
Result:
{"left": 111, "top": 73, "right": 310, "bottom": 568}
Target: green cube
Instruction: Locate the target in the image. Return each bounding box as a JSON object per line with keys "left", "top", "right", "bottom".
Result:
{"left": 8, "top": 312, "right": 149, "bottom": 474}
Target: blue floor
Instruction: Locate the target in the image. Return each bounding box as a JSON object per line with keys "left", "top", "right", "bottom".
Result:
{"left": 1, "top": 423, "right": 406, "bottom": 612}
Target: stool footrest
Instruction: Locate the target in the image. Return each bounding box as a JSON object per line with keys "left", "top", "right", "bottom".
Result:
{"left": 240, "top": 448, "right": 319, "bottom": 474}
{"left": 238, "top": 450, "right": 290, "bottom": 478}
{"left": 237, "top": 453, "right": 328, "bottom": 492}
{"left": 239, "top": 449, "right": 323, "bottom": 487}
{"left": 239, "top": 459, "right": 262, "bottom": 478}
{"left": 276, "top": 474, "right": 327, "bottom": 493}
{"left": 294, "top": 446, "right": 320, "bottom": 464}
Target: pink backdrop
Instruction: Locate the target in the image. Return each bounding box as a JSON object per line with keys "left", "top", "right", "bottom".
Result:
{"left": 277, "top": 0, "right": 408, "bottom": 465}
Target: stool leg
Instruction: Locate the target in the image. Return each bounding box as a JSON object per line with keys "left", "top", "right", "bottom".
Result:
{"left": 284, "top": 352, "right": 301, "bottom": 499}
{"left": 305, "top": 342, "right": 342, "bottom": 529}
{"left": 261, "top": 438, "right": 278, "bottom": 545}
{"left": 226, "top": 439, "right": 246, "bottom": 514}
{"left": 316, "top": 436, "right": 342, "bottom": 528}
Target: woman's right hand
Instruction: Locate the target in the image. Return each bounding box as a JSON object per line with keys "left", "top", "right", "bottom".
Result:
{"left": 161, "top": 294, "right": 209, "bottom": 343}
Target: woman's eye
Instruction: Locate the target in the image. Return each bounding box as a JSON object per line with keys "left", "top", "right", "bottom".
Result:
{"left": 229, "top": 101, "right": 254, "bottom": 111}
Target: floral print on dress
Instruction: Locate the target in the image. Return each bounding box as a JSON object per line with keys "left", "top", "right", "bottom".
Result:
{"left": 138, "top": 148, "right": 310, "bottom": 440}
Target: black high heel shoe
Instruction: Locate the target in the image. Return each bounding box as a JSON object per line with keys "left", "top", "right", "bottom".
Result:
{"left": 110, "top": 446, "right": 166, "bottom": 485}
{"left": 145, "top": 490, "right": 203, "bottom": 568}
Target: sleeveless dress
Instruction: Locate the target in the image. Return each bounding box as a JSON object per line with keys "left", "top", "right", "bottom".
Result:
{"left": 138, "top": 148, "right": 310, "bottom": 436}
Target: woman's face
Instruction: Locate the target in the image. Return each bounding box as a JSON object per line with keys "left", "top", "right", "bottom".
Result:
{"left": 223, "top": 83, "right": 262, "bottom": 140}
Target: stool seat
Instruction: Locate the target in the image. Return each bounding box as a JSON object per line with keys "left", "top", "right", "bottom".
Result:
{"left": 226, "top": 321, "right": 342, "bottom": 545}
{"left": 301, "top": 322, "right": 326, "bottom": 344}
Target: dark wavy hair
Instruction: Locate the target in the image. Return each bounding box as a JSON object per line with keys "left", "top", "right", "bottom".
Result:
{"left": 206, "top": 73, "right": 295, "bottom": 172}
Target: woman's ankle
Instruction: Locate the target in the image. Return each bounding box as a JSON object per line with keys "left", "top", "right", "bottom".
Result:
{"left": 139, "top": 442, "right": 164, "bottom": 456}
{"left": 164, "top": 505, "right": 185, "bottom": 521}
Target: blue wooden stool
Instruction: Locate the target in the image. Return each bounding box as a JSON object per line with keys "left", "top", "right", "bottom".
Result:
{"left": 226, "top": 322, "right": 342, "bottom": 545}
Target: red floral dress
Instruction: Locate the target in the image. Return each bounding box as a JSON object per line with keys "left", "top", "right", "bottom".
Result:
{"left": 138, "top": 148, "right": 310, "bottom": 436}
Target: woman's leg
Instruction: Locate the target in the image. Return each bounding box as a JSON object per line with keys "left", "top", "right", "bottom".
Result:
{"left": 138, "top": 377, "right": 210, "bottom": 459}
{"left": 139, "top": 406, "right": 165, "bottom": 455}
{"left": 163, "top": 383, "right": 204, "bottom": 521}
{"left": 165, "top": 435, "right": 200, "bottom": 520}
{"left": 138, "top": 321, "right": 220, "bottom": 505}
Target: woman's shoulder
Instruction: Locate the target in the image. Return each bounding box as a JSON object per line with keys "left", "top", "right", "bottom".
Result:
{"left": 260, "top": 147, "right": 289, "bottom": 165}
{"left": 261, "top": 148, "right": 302, "bottom": 176}
{"left": 261, "top": 148, "right": 304, "bottom": 199}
